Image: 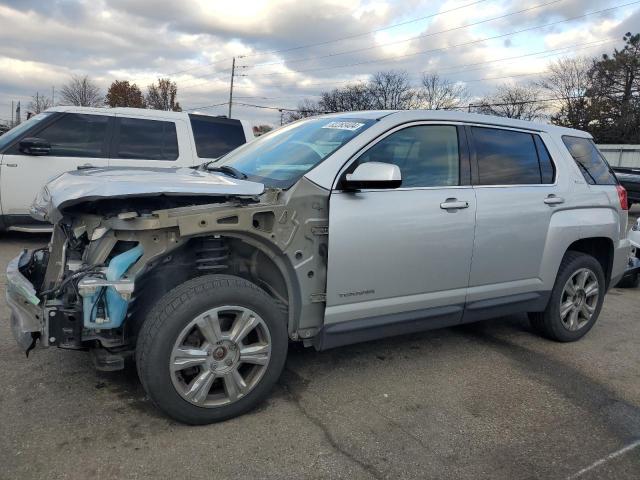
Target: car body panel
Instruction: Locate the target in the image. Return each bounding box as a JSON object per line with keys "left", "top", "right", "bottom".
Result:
{"left": 30, "top": 166, "right": 265, "bottom": 223}
{"left": 325, "top": 186, "right": 476, "bottom": 325}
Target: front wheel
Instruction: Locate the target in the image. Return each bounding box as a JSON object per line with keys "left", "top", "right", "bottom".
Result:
{"left": 529, "top": 251, "right": 605, "bottom": 342}
{"left": 136, "top": 274, "right": 288, "bottom": 424}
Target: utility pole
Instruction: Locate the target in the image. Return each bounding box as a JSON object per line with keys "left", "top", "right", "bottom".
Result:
{"left": 11, "top": 100, "right": 14, "bottom": 127}
{"left": 52, "top": 86, "right": 55, "bottom": 106}
{"left": 228, "top": 57, "right": 235, "bottom": 118}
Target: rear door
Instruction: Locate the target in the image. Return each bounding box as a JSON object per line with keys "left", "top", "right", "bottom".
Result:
{"left": 109, "top": 114, "right": 193, "bottom": 168}
{"left": 325, "top": 123, "right": 476, "bottom": 330}
{"left": 0, "top": 112, "right": 112, "bottom": 216}
{"left": 465, "top": 125, "right": 562, "bottom": 318}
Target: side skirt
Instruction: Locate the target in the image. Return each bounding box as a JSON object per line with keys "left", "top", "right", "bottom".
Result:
{"left": 313, "top": 291, "right": 552, "bottom": 351}
{"left": 314, "top": 305, "right": 463, "bottom": 351}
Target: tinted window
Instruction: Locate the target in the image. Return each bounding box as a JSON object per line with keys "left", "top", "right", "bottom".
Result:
{"left": 357, "top": 125, "right": 460, "bottom": 188}
{"left": 0, "top": 112, "right": 54, "bottom": 152}
{"left": 116, "top": 118, "right": 178, "bottom": 160}
{"left": 562, "top": 136, "right": 616, "bottom": 185}
{"left": 534, "top": 136, "right": 555, "bottom": 184}
{"left": 24, "top": 113, "right": 109, "bottom": 158}
{"left": 472, "top": 127, "right": 541, "bottom": 185}
{"left": 189, "top": 115, "right": 246, "bottom": 158}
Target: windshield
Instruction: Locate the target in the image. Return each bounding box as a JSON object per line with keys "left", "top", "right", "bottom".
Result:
{"left": 0, "top": 112, "right": 54, "bottom": 151}
{"left": 216, "top": 117, "right": 375, "bottom": 187}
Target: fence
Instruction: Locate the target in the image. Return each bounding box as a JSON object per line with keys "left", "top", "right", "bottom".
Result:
{"left": 597, "top": 145, "right": 640, "bottom": 168}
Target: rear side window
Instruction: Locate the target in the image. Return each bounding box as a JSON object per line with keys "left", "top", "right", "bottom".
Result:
{"left": 189, "top": 115, "right": 246, "bottom": 158}
{"left": 472, "top": 127, "right": 554, "bottom": 185}
{"left": 115, "top": 117, "right": 178, "bottom": 160}
{"left": 25, "top": 113, "right": 109, "bottom": 158}
{"left": 562, "top": 136, "right": 617, "bottom": 185}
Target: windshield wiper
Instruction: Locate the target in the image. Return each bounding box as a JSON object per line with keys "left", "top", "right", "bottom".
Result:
{"left": 206, "top": 165, "right": 248, "bottom": 179}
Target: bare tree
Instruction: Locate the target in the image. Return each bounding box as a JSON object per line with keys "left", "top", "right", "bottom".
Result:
{"left": 28, "top": 92, "right": 53, "bottom": 114}
{"left": 283, "top": 99, "right": 323, "bottom": 123}
{"left": 475, "top": 83, "right": 547, "bottom": 120}
{"left": 539, "top": 57, "right": 591, "bottom": 130}
{"left": 369, "top": 70, "right": 416, "bottom": 109}
{"left": 319, "top": 82, "right": 375, "bottom": 112}
{"left": 418, "top": 73, "right": 469, "bottom": 110}
{"left": 59, "top": 75, "right": 103, "bottom": 107}
{"left": 146, "top": 78, "right": 181, "bottom": 111}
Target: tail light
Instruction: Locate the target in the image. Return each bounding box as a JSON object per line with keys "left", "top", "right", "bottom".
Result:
{"left": 616, "top": 185, "right": 629, "bottom": 210}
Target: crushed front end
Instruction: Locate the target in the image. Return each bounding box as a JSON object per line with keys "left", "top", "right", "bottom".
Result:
{"left": 6, "top": 224, "right": 144, "bottom": 368}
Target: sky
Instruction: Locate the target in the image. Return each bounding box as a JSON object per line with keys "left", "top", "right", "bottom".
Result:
{"left": 0, "top": 0, "right": 638, "bottom": 126}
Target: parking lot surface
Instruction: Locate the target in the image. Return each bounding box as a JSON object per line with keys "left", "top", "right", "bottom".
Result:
{"left": 1, "top": 211, "right": 639, "bottom": 480}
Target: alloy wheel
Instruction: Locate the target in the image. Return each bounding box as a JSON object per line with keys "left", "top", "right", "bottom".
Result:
{"left": 169, "top": 306, "right": 271, "bottom": 407}
{"left": 559, "top": 268, "right": 599, "bottom": 331}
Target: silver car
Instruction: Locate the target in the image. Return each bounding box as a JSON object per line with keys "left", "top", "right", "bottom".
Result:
{"left": 7, "top": 110, "right": 631, "bottom": 424}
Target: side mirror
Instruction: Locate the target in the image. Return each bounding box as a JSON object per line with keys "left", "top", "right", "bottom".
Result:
{"left": 343, "top": 162, "right": 402, "bottom": 190}
{"left": 19, "top": 137, "right": 51, "bottom": 156}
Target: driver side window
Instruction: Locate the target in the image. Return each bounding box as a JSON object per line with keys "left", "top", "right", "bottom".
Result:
{"left": 356, "top": 125, "right": 460, "bottom": 188}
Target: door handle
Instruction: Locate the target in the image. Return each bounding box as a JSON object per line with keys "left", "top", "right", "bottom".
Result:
{"left": 544, "top": 195, "right": 564, "bottom": 205}
{"left": 4, "top": 163, "right": 17, "bottom": 167}
{"left": 77, "top": 163, "right": 96, "bottom": 170}
{"left": 440, "top": 199, "right": 469, "bottom": 210}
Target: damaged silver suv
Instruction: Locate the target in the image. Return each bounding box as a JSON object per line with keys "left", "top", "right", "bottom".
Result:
{"left": 7, "top": 111, "right": 631, "bottom": 424}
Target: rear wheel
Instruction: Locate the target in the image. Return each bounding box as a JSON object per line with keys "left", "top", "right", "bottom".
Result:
{"left": 136, "top": 274, "right": 288, "bottom": 424}
{"left": 529, "top": 251, "right": 605, "bottom": 342}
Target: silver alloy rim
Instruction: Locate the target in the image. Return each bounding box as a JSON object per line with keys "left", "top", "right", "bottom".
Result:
{"left": 170, "top": 306, "right": 271, "bottom": 408}
{"left": 559, "top": 268, "right": 599, "bottom": 331}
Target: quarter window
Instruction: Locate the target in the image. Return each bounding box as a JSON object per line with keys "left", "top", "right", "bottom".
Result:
{"left": 115, "top": 117, "right": 179, "bottom": 160}
{"left": 562, "top": 136, "right": 616, "bottom": 185}
{"left": 356, "top": 125, "right": 460, "bottom": 188}
{"left": 189, "top": 115, "right": 246, "bottom": 158}
{"left": 27, "top": 113, "right": 109, "bottom": 158}
{"left": 472, "top": 127, "right": 548, "bottom": 185}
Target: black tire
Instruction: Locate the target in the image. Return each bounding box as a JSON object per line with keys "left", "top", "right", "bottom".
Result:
{"left": 529, "top": 251, "right": 606, "bottom": 342}
{"left": 136, "top": 274, "right": 288, "bottom": 425}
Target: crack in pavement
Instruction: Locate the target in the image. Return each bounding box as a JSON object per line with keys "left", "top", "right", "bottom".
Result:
{"left": 279, "top": 368, "right": 384, "bottom": 480}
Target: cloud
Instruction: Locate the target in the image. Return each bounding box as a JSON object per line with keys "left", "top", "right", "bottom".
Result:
{"left": 0, "top": 0, "right": 637, "bottom": 125}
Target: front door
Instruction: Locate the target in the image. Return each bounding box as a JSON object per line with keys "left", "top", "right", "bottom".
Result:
{"left": 325, "top": 123, "right": 476, "bottom": 332}
{"left": 0, "top": 112, "right": 112, "bottom": 216}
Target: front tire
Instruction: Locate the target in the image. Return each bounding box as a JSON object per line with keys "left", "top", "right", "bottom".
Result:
{"left": 136, "top": 274, "right": 288, "bottom": 424}
{"left": 529, "top": 251, "right": 605, "bottom": 342}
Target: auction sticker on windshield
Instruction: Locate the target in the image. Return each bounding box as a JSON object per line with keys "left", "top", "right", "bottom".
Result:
{"left": 322, "top": 121, "right": 365, "bottom": 131}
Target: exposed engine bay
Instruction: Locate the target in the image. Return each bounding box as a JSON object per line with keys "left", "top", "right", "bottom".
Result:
{"left": 9, "top": 170, "right": 329, "bottom": 369}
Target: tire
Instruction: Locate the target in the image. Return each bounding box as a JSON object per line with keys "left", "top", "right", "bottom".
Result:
{"left": 136, "top": 274, "right": 288, "bottom": 424}
{"left": 529, "top": 251, "right": 606, "bottom": 342}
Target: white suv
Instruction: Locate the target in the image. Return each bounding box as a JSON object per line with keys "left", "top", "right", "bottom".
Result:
{"left": 0, "top": 106, "right": 254, "bottom": 231}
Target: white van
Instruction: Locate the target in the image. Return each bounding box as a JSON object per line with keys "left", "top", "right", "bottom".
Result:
{"left": 0, "top": 106, "right": 254, "bottom": 231}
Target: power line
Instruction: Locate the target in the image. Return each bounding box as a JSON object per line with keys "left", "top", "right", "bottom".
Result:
{"left": 246, "top": 0, "right": 563, "bottom": 69}
{"left": 246, "top": 0, "right": 640, "bottom": 78}
{"left": 240, "top": 0, "right": 493, "bottom": 58}
{"left": 158, "top": 0, "right": 491, "bottom": 79}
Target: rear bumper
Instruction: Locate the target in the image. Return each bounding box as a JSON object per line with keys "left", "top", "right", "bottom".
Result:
{"left": 6, "top": 251, "right": 44, "bottom": 350}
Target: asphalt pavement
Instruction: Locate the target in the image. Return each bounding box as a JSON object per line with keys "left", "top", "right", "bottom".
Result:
{"left": 1, "top": 208, "right": 639, "bottom": 479}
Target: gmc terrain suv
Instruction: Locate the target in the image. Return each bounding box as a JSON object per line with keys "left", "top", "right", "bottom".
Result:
{"left": 7, "top": 110, "right": 630, "bottom": 424}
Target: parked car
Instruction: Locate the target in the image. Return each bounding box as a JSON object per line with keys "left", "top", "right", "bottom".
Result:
{"left": 0, "top": 106, "right": 254, "bottom": 232}
{"left": 617, "top": 217, "right": 640, "bottom": 288}
{"left": 7, "top": 110, "right": 632, "bottom": 424}
{"left": 612, "top": 166, "right": 640, "bottom": 209}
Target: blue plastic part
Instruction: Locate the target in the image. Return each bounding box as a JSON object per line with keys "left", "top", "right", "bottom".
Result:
{"left": 83, "top": 244, "right": 144, "bottom": 329}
